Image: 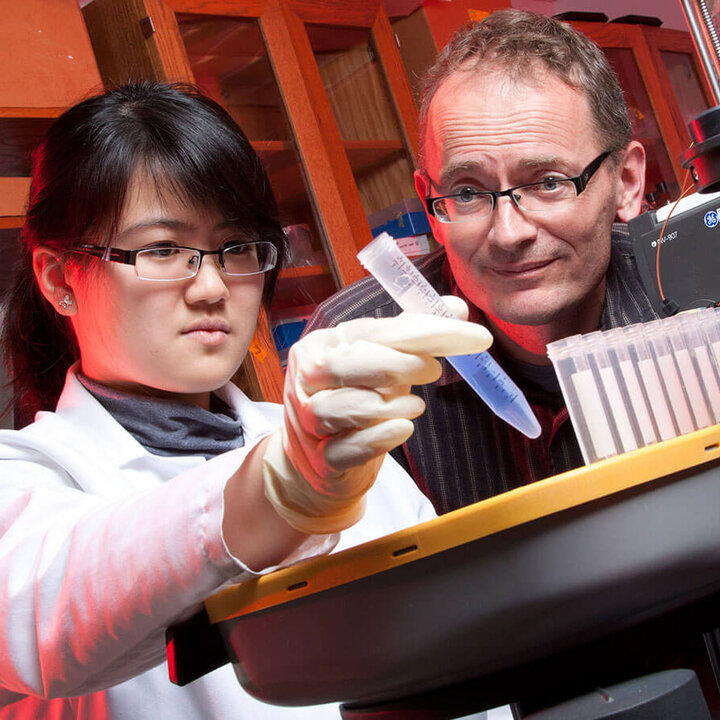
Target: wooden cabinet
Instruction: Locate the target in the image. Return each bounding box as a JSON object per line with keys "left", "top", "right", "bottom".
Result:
{"left": 571, "top": 21, "right": 713, "bottom": 204}
{"left": 391, "top": 0, "right": 511, "bottom": 103}
{"left": 0, "top": 0, "right": 103, "bottom": 428}
{"left": 2, "top": 1, "right": 710, "bottom": 410}
{"left": 0, "top": 0, "right": 102, "bottom": 227}
{"left": 392, "top": 7, "right": 713, "bottom": 208}
{"left": 83, "top": 0, "right": 423, "bottom": 402}
{"left": 0, "top": 0, "right": 102, "bottom": 278}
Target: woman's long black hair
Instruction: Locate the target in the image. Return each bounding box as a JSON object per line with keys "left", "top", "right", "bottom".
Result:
{"left": 1, "top": 81, "right": 288, "bottom": 425}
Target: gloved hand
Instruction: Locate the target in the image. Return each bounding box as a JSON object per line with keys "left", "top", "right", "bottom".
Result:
{"left": 263, "top": 299, "right": 492, "bottom": 534}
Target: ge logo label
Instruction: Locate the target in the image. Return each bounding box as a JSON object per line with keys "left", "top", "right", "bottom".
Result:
{"left": 704, "top": 210, "right": 719, "bottom": 228}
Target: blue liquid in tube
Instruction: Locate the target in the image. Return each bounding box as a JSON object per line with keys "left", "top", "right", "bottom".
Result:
{"left": 358, "top": 233, "right": 541, "bottom": 439}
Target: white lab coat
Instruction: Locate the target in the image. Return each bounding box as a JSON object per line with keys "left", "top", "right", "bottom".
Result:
{"left": 0, "top": 367, "right": 436, "bottom": 719}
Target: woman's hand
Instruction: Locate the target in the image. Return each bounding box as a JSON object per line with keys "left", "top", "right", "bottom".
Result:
{"left": 263, "top": 303, "right": 492, "bottom": 533}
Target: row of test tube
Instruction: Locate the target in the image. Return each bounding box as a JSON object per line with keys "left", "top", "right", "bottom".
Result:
{"left": 546, "top": 308, "right": 720, "bottom": 464}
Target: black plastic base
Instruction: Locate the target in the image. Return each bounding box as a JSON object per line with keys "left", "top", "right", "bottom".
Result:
{"left": 525, "top": 669, "right": 710, "bottom": 719}
{"left": 340, "top": 591, "right": 720, "bottom": 719}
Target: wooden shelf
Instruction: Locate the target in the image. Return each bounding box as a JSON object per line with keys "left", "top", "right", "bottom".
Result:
{"left": 0, "top": 108, "right": 66, "bottom": 118}
{"left": 0, "top": 217, "right": 25, "bottom": 230}
{"left": 253, "top": 138, "right": 404, "bottom": 169}
{"left": 345, "top": 139, "right": 405, "bottom": 174}
{"left": 0, "top": 178, "right": 31, "bottom": 219}
{"left": 279, "top": 264, "right": 330, "bottom": 279}
{"left": 252, "top": 138, "right": 406, "bottom": 211}
{"left": 251, "top": 139, "right": 292, "bottom": 152}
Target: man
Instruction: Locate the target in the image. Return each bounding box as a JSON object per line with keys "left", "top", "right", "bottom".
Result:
{"left": 304, "top": 9, "right": 657, "bottom": 515}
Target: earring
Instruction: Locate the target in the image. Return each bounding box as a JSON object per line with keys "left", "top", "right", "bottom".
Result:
{"left": 58, "top": 295, "right": 73, "bottom": 309}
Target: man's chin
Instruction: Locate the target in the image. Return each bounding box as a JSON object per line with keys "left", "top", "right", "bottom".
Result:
{"left": 486, "top": 299, "right": 563, "bottom": 328}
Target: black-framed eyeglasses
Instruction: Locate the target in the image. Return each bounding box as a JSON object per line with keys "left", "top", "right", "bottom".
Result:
{"left": 425, "top": 151, "right": 612, "bottom": 224}
{"left": 72, "top": 241, "right": 278, "bottom": 282}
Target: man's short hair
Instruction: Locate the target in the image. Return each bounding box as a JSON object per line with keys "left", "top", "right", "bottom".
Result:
{"left": 417, "top": 9, "right": 632, "bottom": 171}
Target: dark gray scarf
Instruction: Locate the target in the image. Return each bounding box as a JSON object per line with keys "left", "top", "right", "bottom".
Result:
{"left": 78, "top": 374, "right": 244, "bottom": 458}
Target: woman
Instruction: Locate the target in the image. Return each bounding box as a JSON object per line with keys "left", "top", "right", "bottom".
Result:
{"left": 0, "top": 82, "right": 490, "bottom": 719}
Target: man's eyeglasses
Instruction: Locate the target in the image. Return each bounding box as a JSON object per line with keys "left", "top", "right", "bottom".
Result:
{"left": 425, "top": 151, "right": 612, "bottom": 224}
{"left": 73, "top": 241, "right": 278, "bottom": 282}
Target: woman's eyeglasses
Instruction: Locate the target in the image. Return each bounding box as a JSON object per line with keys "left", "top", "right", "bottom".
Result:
{"left": 72, "top": 241, "right": 278, "bottom": 282}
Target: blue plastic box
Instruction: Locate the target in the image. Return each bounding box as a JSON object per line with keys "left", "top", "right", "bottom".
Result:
{"left": 369, "top": 198, "right": 431, "bottom": 239}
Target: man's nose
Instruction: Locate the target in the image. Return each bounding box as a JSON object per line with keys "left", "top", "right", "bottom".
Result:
{"left": 485, "top": 194, "right": 537, "bottom": 250}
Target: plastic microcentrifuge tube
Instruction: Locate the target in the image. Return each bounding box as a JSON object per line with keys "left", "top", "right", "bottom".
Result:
{"left": 357, "top": 232, "right": 541, "bottom": 438}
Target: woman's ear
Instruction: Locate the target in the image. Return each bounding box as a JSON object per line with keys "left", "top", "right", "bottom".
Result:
{"left": 32, "top": 246, "right": 77, "bottom": 316}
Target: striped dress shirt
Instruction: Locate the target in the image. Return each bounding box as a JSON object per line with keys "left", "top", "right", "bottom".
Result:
{"left": 304, "top": 224, "right": 660, "bottom": 515}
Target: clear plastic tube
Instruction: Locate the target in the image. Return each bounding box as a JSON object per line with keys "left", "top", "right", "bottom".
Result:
{"left": 627, "top": 325, "right": 677, "bottom": 441}
{"left": 610, "top": 329, "right": 658, "bottom": 447}
{"left": 667, "top": 313, "right": 712, "bottom": 429}
{"left": 357, "top": 233, "right": 541, "bottom": 438}
{"left": 585, "top": 333, "right": 639, "bottom": 453}
{"left": 699, "top": 308, "right": 720, "bottom": 394}
{"left": 695, "top": 309, "right": 720, "bottom": 422}
{"left": 569, "top": 335, "right": 618, "bottom": 461}
{"left": 644, "top": 323, "right": 695, "bottom": 435}
{"left": 547, "top": 335, "right": 597, "bottom": 462}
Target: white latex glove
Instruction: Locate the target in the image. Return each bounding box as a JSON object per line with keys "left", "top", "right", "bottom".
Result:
{"left": 263, "top": 300, "right": 492, "bottom": 534}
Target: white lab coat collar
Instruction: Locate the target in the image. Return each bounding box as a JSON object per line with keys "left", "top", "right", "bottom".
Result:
{"left": 16, "top": 364, "right": 281, "bottom": 496}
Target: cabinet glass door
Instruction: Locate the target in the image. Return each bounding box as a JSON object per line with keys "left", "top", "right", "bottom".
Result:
{"left": 0, "top": 118, "right": 48, "bottom": 223}
{"left": 0, "top": 227, "right": 22, "bottom": 428}
{"left": 176, "top": 13, "right": 339, "bottom": 365}
{"left": 604, "top": 47, "right": 681, "bottom": 206}
{"left": 307, "top": 23, "right": 433, "bottom": 257}
{"left": 659, "top": 50, "right": 710, "bottom": 129}
{"left": 0, "top": 118, "right": 45, "bottom": 427}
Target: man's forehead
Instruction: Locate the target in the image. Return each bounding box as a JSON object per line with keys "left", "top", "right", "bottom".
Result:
{"left": 424, "top": 67, "right": 594, "bottom": 163}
